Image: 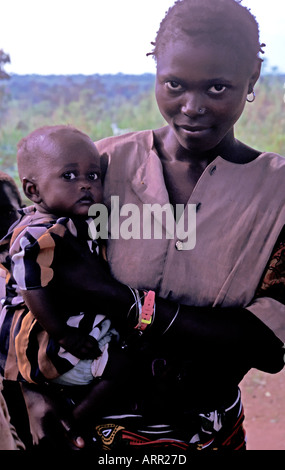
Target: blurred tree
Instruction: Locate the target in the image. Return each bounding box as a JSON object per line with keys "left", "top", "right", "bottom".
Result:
{"left": 0, "top": 49, "right": 10, "bottom": 79}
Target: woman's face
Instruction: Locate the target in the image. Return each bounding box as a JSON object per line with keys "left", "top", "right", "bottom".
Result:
{"left": 155, "top": 37, "right": 260, "bottom": 155}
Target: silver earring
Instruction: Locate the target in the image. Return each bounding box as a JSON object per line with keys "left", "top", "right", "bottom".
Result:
{"left": 246, "top": 91, "right": 256, "bottom": 103}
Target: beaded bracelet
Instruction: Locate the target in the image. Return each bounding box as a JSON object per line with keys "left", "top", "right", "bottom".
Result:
{"left": 127, "top": 287, "right": 156, "bottom": 333}
{"left": 134, "top": 290, "right": 155, "bottom": 332}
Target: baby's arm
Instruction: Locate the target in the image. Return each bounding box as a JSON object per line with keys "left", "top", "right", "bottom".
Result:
{"left": 22, "top": 287, "right": 101, "bottom": 359}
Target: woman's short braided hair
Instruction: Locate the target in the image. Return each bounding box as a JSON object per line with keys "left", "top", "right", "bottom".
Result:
{"left": 149, "top": 0, "right": 265, "bottom": 67}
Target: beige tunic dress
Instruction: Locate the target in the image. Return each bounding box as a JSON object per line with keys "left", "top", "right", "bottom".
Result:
{"left": 97, "top": 129, "right": 285, "bottom": 342}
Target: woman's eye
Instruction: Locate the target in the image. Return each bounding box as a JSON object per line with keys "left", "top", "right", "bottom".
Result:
{"left": 62, "top": 172, "right": 76, "bottom": 180}
{"left": 165, "top": 81, "right": 183, "bottom": 91}
{"left": 88, "top": 172, "right": 99, "bottom": 181}
{"left": 208, "top": 84, "right": 227, "bottom": 95}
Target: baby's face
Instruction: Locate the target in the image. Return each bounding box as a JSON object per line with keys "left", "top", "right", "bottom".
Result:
{"left": 35, "top": 134, "right": 103, "bottom": 217}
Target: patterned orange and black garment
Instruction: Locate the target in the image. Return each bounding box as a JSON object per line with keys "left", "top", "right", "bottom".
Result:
{"left": 90, "top": 390, "right": 246, "bottom": 452}
{"left": 257, "top": 226, "right": 285, "bottom": 303}
{"left": 0, "top": 206, "right": 101, "bottom": 384}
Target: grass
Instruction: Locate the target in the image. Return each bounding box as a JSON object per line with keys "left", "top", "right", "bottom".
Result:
{"left": 0, "top": 73, "right": 284, "bottom": 186}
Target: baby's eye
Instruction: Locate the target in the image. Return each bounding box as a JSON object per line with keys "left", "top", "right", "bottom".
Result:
{"left": 62, "top": 171, "right": 76, "bottom": 180}
{"left": 208, "top": 84, "right": 227, "bottom": 95}
{"left": 165, "top": 81, "right": 183, "bottom": 91}
{"left": 88, "top": 172, "right": 99, "bottom": 181}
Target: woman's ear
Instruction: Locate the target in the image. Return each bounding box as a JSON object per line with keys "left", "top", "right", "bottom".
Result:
{"left": 22, "top": 178, "right": 42, "bottom": 203}
{"left": 248, "top": 59, "right": 262, "bottom": 94}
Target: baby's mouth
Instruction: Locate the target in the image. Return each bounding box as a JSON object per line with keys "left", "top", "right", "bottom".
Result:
{"left": 77, "top": 194, "right": 94, "bottom": 204}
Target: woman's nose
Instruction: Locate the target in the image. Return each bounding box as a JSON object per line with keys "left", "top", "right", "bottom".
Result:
{"left": 181, "top": 93, "right": 206, "bottom": 117}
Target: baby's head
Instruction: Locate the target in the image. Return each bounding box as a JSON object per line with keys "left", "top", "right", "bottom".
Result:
{"left": 0, "top": 172, "right": 22, "bottom": 239}
{"left": 151, "top": 0, "right": 264, "bottom": 73}
{"left": 17, "top": 125, "right": 103, "bottom": 217}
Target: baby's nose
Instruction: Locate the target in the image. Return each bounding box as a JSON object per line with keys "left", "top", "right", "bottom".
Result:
{"left": 79, "top": 178, "right": 91, "bottom": 190}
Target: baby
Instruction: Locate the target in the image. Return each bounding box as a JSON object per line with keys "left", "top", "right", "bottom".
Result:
{"left": 0, "top": 125, "right": 133, "bottom": 442}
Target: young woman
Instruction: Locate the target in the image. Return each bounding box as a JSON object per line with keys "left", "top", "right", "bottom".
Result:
{"left": 14, "top": 0, "right": 285, "bottom": 451}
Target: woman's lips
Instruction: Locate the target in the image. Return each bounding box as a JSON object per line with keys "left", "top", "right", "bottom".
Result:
{"left": 179, "top": 122, "right": 210, "bottom": 131}
{"left": 178, "top": 123, "right": 211, "bottom": 137}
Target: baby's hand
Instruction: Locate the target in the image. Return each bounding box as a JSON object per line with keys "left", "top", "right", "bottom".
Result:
{"left": 58, "top": 326, "right": 101, "bottom": 359}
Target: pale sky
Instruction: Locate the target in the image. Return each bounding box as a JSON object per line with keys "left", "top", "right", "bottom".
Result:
{"left": 1, "top": 0, "right": 285, "bottom": 75}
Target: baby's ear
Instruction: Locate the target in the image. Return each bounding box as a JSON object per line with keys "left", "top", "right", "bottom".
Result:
{"left": 22, "top": 178, "right": 41, "bottom": 203}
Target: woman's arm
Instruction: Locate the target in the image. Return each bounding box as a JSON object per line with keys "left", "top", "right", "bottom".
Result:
{"left": 56, "top": 233, "right": 284, "bottom": 374}
{"left": 246, "top": 226, "right": 285, "bottom": 343}
{"left": 154, "top": 302, "right": 284, "bottom": 374}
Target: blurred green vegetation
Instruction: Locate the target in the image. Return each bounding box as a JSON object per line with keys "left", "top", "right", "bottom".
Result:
{"left": 0, "top": 74, "right": 164, "bottom": 188}
{"left": 235, "top": 74, "right": 285, "bottom": 155}
{"left": 0, "top": 72, "right": 284, "bottom": 190}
